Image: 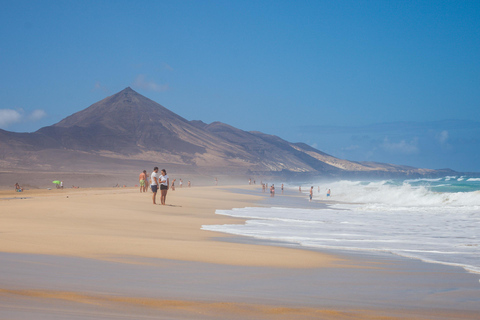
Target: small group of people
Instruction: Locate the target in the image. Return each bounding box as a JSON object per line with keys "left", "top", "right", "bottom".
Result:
{"left": 150, "top": 167, "right": 169, "bottom": 205}
{"left": 261, "top": 182, "right": 283, "bottom": 195}
{"left": 309, "top": 186, "right": 331, "bottom": 201}
{"left": 258, "top": 182, "right": 331, "bottom": 202}
{"left": 14, "top": 183, "right": 23, "bottom": 192}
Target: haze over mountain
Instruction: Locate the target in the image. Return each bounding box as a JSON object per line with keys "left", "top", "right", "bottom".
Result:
{"left": 0, "top": 88, "right": 454, "bottom": 178}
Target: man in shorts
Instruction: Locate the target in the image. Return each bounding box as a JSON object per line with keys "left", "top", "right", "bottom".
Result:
{"left": 150, "top": 167, "right": 159, "bottom": 204}
{"left": 139, "top": 170, "right": 147, "bottom": 193}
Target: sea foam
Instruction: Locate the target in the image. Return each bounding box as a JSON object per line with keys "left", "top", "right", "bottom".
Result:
{"left": 202, "top": 177, "right": 480, "bottom": 275}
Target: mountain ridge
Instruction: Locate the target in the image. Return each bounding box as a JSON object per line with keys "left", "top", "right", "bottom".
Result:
{"left": 0, "top": 88, "right": 455, "bottom": 178}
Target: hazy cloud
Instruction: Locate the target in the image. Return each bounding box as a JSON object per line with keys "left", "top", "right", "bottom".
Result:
{"left": 343, "top": 145, "right": 360, "bottom": 151}
{"left": 29, "top": 109, "right": 47, "bottom": 121}
{"left": 133, "top": 74, "right": 169, "bottom": 92}
{"left": 163, "top": 63, "right": 174, "bottom": 71}
{"left": 0, "top": 109, "right": 22, "bottom": 128}
{"left": 0, "top": 108, "right": 47, "bottom": 129}
{"left": 93, "top": 81, "right": 109, "bottom": 93}
{"left": 381, "top": 137, "right": 419, "bottom": 154}
{"left": 437, "top": 130, "right": 449, "bottom": 144}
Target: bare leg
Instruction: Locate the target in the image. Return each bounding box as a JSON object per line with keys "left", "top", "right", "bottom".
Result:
{"left": 161, "top": 189, "right": 167, "bottom": 205}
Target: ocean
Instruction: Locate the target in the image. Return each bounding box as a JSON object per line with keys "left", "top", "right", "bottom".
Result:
{"left": 202, "top": 176, "right": 480, "bottom": 275}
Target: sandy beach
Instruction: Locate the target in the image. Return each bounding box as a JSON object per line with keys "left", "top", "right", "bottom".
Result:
{"left": 1, "top": 185, "right": 479, "bottom": 319}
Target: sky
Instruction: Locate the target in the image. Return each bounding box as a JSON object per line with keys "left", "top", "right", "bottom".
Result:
{"left": 1, "top": 0, "right": 479, "bottom": 172}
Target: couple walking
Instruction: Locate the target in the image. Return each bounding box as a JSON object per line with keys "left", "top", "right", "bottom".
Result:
{"left": 150, "top": 167, "right": 169, "bottom": 205}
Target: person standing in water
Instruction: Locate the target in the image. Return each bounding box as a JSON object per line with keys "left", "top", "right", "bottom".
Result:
{"left": 150, "top": 167, "right": 159, "bottom": 204}
{"left": 327, "top": 189, "right": 331, "bottom": 197}
{"left": 159, "top": 169, "right": 169, "bottom": 205}
{"left": 310, "top": 186, "right": 313, "bottom": 201}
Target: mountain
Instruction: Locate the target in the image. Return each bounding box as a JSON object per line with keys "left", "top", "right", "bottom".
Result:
{"left": 0, "top": 88, "right": 453, "bottom": 178}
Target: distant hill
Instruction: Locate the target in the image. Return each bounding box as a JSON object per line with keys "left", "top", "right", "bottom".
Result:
{"left": 0, "top": 87, "right": 455, "bottom": 178}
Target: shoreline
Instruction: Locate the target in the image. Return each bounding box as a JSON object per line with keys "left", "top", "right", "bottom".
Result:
{"left": 215, "top": 185, "right": 480, "bottom": 276}
{"left": 1, "top": 184, "right": 479, "bottom": 319}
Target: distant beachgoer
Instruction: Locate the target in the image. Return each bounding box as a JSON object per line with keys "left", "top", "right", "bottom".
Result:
{"left": 270, "top": 184, "right": 275, "bottom": 197}
{"left": 281, "top": 184, "right": 284, "bottom": 193}
{"left": 327, "top": 189, "right": 331, "bottom": 197}
{"left": 159, "top": 169, "right": 169, "bottom": 205}
{"left": 249, "top": 178, "right": 251, "bottom": 185}
{"left": 14, "top": 183, "right": 23, "bottom": 192}
{"left": 179, "top": 179, "right": 183, "bottom": 188}
{"left": 262, "top": 184, "right": 265, "bottom": 192}
{"left": 253, "top": 180, "right": 255, "bottom": 185}
{"left": 299, "top": 186, "right": 302, "bottom": 192}
{"left": 188, "top": 181, "right": 191, "bottom": 187}
{"left": 215, "top": 177, "right": 218, "bottom": 186}
{"left": 145, "top": 172, "right": 150, "bottom": 192}
{"left": 309, "top": 186, "right": 313, "bottom": 201}
{"left": 171, "top": 178, "right": 176, "bottom": 191}
{"left": 139, "top": 170, "right": 147, "bottom": 193}
{"left": 60, "top": 181, "right": 64, "bottom": 189}
{"left": 151, "top": 167, "right": 159, "bottom": 204}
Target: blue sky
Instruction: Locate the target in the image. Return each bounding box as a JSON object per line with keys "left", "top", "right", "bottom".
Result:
{"left": 1, "top": 0, "right": 479, "bottom": 172}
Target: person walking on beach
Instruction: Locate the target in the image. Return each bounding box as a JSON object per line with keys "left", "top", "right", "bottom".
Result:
{"left": 139, "top": 170, "right": 147, "bottom": 193}
{"left": 150, "top": 167, "right": 159, "bottom": 204}
{"left": 179, "top": 179, "right": 183, "bottom": 188}
{"left": 309, "top": 186, "right": 313, "bottom": 201}
{"left": 171, "top": 178, "right": 176, "bottom": 191}
{"left": 327, "top": 189, "right": 331, "bottom": 197}
{"left": 159, "top": 169, "right": 169, "bottom": 205}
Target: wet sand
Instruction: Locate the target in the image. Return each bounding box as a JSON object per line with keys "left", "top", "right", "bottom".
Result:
{"left": 1, "top": 185, "right": 479, "bottom": 319}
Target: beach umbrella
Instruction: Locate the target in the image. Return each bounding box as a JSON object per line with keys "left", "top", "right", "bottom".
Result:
{"left": 52, "top": 180, "right": 61, "bottom": 184}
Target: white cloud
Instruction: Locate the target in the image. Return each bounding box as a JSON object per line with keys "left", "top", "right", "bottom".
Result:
{"left": 133, "top": 74, "right": 169, "bottom": 92}
{"left": 0, "top": 109, "right": 22, "bottom": 128}
{"left": 0, "top": 108, "right": 47, "bottom": 129}
{"left": 381, "top": 137, "right": 419, "bottom": 154}
{"left": 29, "top": 109, "right": 47, "bottom": 121}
